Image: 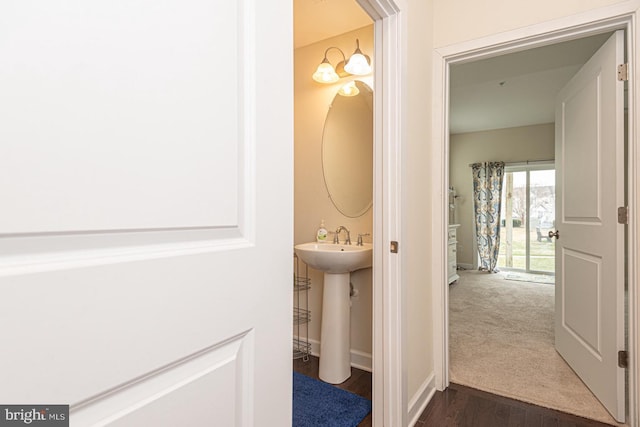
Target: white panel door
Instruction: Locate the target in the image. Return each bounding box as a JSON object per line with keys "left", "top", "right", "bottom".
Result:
{"left": 0, "top": 1, "right": 293, "bottom": 426}
{"left": 554, "top": 30, "right": 625, "bottom": 422}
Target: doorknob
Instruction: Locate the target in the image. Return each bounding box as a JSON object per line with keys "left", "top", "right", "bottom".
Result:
{"left": 548, "top": 230, "right": 560, "bottom": 240}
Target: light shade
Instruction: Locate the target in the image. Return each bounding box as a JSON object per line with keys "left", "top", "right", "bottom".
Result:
{"left": 344, "top": 54, "right": 371, "bottom": 75}
{"left": 338, "top": 81, "right": 359, "bottom": 97}
{"left": 312, "top": 60, "right": 340, "bottom": 83}
{"left": 344, "top": 39, "right": 372, "bottom": 75}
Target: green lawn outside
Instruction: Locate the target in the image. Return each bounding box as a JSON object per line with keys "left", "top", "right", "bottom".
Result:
{"left": 497, "top": 226, "right": 555, "bottom": 272}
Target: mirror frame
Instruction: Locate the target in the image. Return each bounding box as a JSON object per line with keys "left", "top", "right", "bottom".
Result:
{"left": 321, "top": 80, "right": 374, "bottom": 218}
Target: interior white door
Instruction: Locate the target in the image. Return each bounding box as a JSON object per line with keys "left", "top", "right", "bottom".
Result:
{"left": 0, "top": 1, "right": 293, "bottom": 426}
{"left": 554, "top": 30, "right": 625, "bottom": 422}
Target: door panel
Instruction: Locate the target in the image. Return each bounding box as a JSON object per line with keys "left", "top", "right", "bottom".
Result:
{"left": 0, "top": 1, "right": 293, "bottom": 426}
{"left": 73, "top": 332, "right": 252, "bottom": 426}
{"left": 555, "top": 30, "right": 625, "bottom": 422}
{"left": 562, "top": 77, "right": 600, "bottom": 221}
{"left": 563, "top": 250, "right": 601, "bottom": 356}
{"left": 0, "top": 1, "right": 241, "bottom": 233}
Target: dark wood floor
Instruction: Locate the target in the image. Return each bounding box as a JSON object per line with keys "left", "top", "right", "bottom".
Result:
{"left": 418, "top": 383, "right": 615, "bottom": 427}
{"left": 293, "top": 356, "right": 614, "bottom": 427}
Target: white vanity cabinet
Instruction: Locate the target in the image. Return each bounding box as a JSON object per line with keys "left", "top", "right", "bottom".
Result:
{"left": 448, "top": 224, "right": 460, "bottom": 284}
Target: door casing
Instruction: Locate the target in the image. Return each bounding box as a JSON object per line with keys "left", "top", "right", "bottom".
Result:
{"left": 356, "top": 1, "right": 405, "bottom": 426}
{"left": 432, "top": 6, "right": 639, "bottom": 426}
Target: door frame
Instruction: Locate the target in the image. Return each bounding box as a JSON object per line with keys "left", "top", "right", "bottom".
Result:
{"left": 356, "top": 0, "right": 405, "bottom": 426}
{"left": 431, "top": 5, "right": 639, "bottom": 426}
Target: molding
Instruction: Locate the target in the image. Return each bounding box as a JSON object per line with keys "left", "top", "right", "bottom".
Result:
{"left": 407, "top": 373, "right": 436, "bottom": 427}
{"left": 435, "top": 1, "right": 640, "bottom": 60}
{"left": 358, "top": 0, "right": 405, "bottom": 426}
{"left": 356, "top": 0, "right": 400, "bottom": 20}
{"left": 456, "top": 263, "right": 474, "bottom": 271}
{"left": 238, "top": 0, "right": 257, "bottom": 247}
{"left": 72, "top": 330, "right": 254, "bottom": 425}
{"left": 629, "top": 11, "right": 639, "bottom": 427}
{"left": 431, "top": 45, "right": 449, "bottom": 391}
{"left": 433, "top": 6, "right": 638, "bottom": 426}
{"left": 0, "top": 237, "right": 253, "bottom": 277}
{"left": 350, "top": 349, "right": 373, "bottom": 373}
{"left": 302, "top": 338, "right": 372, "bottom": 372}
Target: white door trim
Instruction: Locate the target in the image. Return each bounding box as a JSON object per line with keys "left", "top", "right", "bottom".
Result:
{"left": 431, "top": 4, "right": 639, "bottom": 426}
{"left": 357, "top": 0, "right": 405, "bottom": 426}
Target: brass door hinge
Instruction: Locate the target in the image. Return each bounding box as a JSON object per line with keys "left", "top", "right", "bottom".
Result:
{"left": 618, "top": 206, "right": 629, "bottom": 225}
{"left": 618, "top": 63, "right": 629, "bottom": 81}
{"left": 618, "top": 350, "right": 629, "bottom": 368}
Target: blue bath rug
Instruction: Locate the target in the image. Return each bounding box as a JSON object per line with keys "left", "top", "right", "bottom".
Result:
{"left": 293, "top": 372, "right": 371, "bottom": 427}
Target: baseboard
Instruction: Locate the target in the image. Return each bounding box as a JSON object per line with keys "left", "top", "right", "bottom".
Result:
{"left": 408, "top": 373, "right": 436, "bottom": 427}
{"left": 296, "top": 337, "right": 372, "bottom": 372}
{"left": 457, "top": 263, "right": 473, "bottom": 271}
{"left": 350, "top": 349, "right": 373, "bottom": 372}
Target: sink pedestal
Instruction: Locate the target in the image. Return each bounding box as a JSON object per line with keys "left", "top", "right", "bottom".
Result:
{"left": 319, "top": 272, "right": 352, "bottom": 384}
{"left": 293, "top": 241, "right": 372, "bottom": 385}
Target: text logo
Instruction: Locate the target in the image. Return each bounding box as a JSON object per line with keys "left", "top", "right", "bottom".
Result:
{"left": 0, "top": 406, "right": 68, "bottom": 426}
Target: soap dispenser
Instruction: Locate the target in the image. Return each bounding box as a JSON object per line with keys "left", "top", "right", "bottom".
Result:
{"left": 316, "top": 220, "right": 328, "bottom": 243}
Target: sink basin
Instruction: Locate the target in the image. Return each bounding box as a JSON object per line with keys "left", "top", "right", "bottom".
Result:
{"left": 294, "top": 242, "right": 372, "bottom": 274}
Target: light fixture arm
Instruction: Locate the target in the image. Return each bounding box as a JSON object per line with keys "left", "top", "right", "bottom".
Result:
{"left": 352, "top": 39, "right": 364, "bottom": 56}
{"left": 322, "top": 46, "right": 347, "bottom": 64}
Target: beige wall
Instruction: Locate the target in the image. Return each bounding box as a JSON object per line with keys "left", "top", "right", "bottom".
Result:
{"left": 405, "top": 0, "right": 436, "bottom": 402}
{"left": 433, "top": 0, "right": 630, "bottom": 47}
{"left": 294, "top": 26, "right": 374, "bottom": 359}
{"left": 450, "top": 124, "right": 556, "bottom": 267}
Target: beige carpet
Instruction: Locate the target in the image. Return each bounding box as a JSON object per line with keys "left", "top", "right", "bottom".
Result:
{"left": 449, "top": 270, "right": 620, "bottom": 426}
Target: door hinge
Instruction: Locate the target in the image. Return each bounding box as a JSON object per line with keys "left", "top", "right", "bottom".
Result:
{"left": 390, "top": 241, "right": 398, "bottom": 253}
{"left": 618, "top": 206, "right": 629, "bottom": 225}
{"left": 618, "top": 350, "right": 629, "bottom": 368}
{"left": 618, "top": 63, "right": 629, "bottom": 81}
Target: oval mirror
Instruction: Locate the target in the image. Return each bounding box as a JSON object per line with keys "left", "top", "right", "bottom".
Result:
{"left": 321, "top": 80, "right": 373, "bottom": 218}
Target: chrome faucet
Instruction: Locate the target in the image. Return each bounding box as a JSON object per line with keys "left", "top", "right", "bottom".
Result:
{"left": 357, "top": 233, "right": 371, "bottom": 246}
{"left": 334, "top": 225, "right": 351, "bottom": 245}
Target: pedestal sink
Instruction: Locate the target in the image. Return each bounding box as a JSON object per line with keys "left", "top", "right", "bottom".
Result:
{"left": 294, "top": 242, "right": 372, "bottom": 384}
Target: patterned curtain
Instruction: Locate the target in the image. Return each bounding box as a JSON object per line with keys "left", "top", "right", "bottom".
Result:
{"left": 472, "top": 162, "right": 505, "bottom": 273}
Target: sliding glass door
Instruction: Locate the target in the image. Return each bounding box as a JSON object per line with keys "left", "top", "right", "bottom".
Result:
{"left": 498, "top": 166, "right": 555, "bottom": 274}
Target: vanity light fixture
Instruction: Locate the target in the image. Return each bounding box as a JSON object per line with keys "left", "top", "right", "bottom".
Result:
{"left": 312, "top": 39, "right": 372, "bottom": 84}
{"left": 338, "top": 81, "right": 359, "bottom": 97}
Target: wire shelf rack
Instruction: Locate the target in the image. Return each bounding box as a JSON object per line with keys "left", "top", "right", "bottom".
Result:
{"left": 293, "top": 253, "right": 311, "bottom": 361}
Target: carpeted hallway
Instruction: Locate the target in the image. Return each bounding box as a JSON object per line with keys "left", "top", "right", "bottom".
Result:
{"left": 449, "top": 270, "right": 620, "bottom": 426}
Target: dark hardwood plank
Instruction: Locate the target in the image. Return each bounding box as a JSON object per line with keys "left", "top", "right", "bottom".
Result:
{"left": 524, "top": 411, "right": 542, "bottom": 427}
{"left": 420, "top": 383, "right": 615, "bottom": 427}
{"left": 292, "top": 358, "right": 614, "bottom": 427}
{"left": 508, "top": 406, "right": 527, "bottom": 427}
{"left": 494, "top": 402, "right": 511, "bottom": 426}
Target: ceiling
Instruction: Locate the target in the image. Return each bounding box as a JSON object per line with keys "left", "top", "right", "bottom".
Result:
{"left": 450, "top": 32, "right": 612, "bottom": 134}
{"left": 293, "top": 1, "right": 613, "bottom": 135}
{"left": 293, "top": 0, "right": 372, "bottom": 49}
